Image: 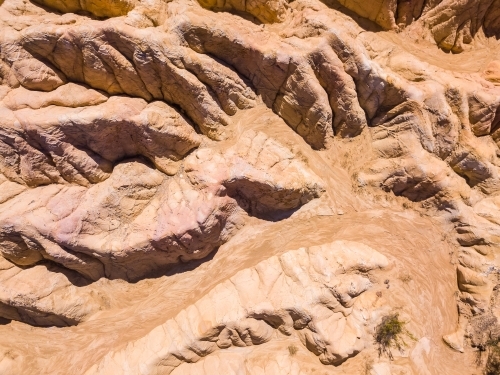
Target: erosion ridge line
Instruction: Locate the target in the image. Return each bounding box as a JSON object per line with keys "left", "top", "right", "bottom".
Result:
{"left": 0, "top": 0, "right": 500, "bottom": 374}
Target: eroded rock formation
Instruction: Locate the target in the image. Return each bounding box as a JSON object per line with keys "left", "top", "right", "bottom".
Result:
{"left": 0, "top": 0, "right": 499, "bottom": 374}
{"left": 86, "top": 241, "right": 389, "bottom": 374}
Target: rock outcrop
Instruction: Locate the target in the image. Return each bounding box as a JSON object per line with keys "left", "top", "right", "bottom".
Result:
{"left": 0, "top": 129, "right": 323, "bottom": 281}
{"left": 339, "top": 0, "right": 500, "bottom": 53}
{"left": 0, "top": 0, "right": 499, "bottom": 374}
{"left": 85, "top": 241, "right": 389, "bottom": 374}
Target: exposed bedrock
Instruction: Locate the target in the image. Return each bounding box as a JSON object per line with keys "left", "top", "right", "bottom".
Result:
{"left": 84, "top": 241, "right": 389, "bottom": 374}
{"left": 1, "top": 8, "right": 371, "bottom": 149}
{"left": 0, "top": 89, "right": 201, "bottom": 185}
{"left": 185, "top": 130, "right": 323, "bottom": 217}
{"left": 197, "top": 0, "right": 289, "bottom": 23}
{"left": 8, "top": 1, "right": 497, "bottom": 157}
{"left": 0, "top": 256, "right": 111, "bottom": 326}
{"left": 337, "top": 0, "right": 500, "bottom": 53}
{"left": 1, "top": 0, "right": 500, "bottom": 373}
{"left": 0, "top": 130, "right": 324, "bottom": 283}
{"left": 3, "top": 22, "right": 258, "bottom": 140}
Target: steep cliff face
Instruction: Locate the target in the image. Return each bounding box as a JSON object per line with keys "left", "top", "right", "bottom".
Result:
{"left": 0, "top": 0, "right": 499, "bottom": 374}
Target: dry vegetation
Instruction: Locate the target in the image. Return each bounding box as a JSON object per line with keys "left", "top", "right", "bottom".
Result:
{"left": 375, "top": 313, "right": 416, "bottom": 360}
{"left": 288, "top": 344, "right": 298, "bottom": 356}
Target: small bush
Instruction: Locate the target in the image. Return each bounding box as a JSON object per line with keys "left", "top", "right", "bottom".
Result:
{"left": 399, "top": 273, "right": 412, "bottom": 284}
{"left": 483, "top": 338, "right": 500, "bottom": 375}
{"left": 288, "top": 344, "right": 298, "bottom": 356}
{"left": 375, "top": 313, "right": 415, "bottom": 360}
{"left": 484, "top": 346, "right": 500, "bottom": 375}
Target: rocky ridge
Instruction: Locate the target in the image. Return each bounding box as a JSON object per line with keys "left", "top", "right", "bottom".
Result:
{"left": 0, "top": 0, "right": 499, "bottom": 374}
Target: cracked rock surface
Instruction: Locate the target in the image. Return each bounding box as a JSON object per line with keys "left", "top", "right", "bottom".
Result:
{"left": 0, "top": 0, "right": 500, "bottom": 374}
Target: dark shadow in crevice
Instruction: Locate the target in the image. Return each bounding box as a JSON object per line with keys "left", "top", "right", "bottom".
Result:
{"left": 385, "top": 179, "right": 442, "bottom": 203}
{"left": 224, "top": 186, "right": 301, "bottom": 222}
{"left": 482, "top": 0, "right": 500, "bottom": 40}
{"left": 39, "top": 260, "right": 95, "bottom": 287}
{"left": 28, "top": 0, "right": 118, "bottom": 20}
{"left": 19, "top": 22, "right": 251, "bottom": 140}
{"left": 318, "top": 0, "right": 430, "bottom": 33}
{"left": 205, "top": 52, "right": 256, "bottom": 92}
{"left": 491, "top": 106, "right": 500, "bottom": 136}
{"left": 2, "top": 257, "right": 94, "bottom": 288}
{"left": 182, "top": 52, "right": 259, "bottom": 119}
{"left": 27, "top": 0, "right": 65, "bottom": 16}
{"left": 143, "top": 247, "right": 221, "bottom": 281}
{"left": 0, "top": 260, "right": 87, "bottom": 327}
{"left": 317, "top": 0, "right": 384, "bottom": 33}
{"left": 484, "top": 25, "right": 500, "bottom": 40}
{"left": 0, "top": 300, "right": 78, "bottom": 327}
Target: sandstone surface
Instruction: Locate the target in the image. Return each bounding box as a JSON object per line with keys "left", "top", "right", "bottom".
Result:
{"left": 0, "top": 0, "right": 499, "bottom": 374}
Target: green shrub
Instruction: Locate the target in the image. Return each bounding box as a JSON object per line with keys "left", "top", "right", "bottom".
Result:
{"left": 375, "top": 313, "right": 415, "bottom": 360}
